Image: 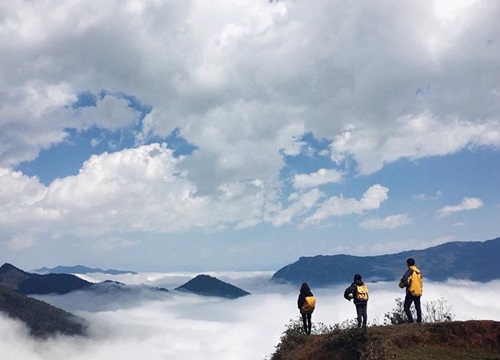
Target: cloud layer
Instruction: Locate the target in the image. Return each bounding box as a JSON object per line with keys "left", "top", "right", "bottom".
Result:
{"left": 1, "top": 272, "right": 499, "bottom": 360}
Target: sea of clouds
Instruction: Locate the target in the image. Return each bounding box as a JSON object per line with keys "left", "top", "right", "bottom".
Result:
{"left": 1, "top": 272, "right": 499, "bottom": 360}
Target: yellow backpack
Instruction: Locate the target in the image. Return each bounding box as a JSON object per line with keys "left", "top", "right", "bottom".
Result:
{"left": 408, "top": 266, "right": 423, "bottom": 296}
{"left": 301, "top": 296, "right": 316, "bottom": 314}
{"left": 356, "top": 284, "right": 369, "bottom": 301}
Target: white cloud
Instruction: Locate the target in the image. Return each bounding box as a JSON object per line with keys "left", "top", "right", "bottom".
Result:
{"left": 2, "top": 0, "right": 499, "bottom": 175}
{"left": 292, "top": 168, "right": 343, "bottom": 191}
{"left": 304, "top": 184, "right": 389, "bottom": 224}
{"left": 359, "top": 214, "right": 412, "bottom": 229}
{"left": 0, "top": 144, "right": 282, "bottom": 239}
{"left": 413, "top": 191, "right": 443, "bottom": 201}
{"left": 74, "top": 94, "right": 142, "bottom": 130}
{"left": 0, "top": 0, "right": 499, "bottom": 267}
{"left": 330, "top": 116, "right": 500, "bottom": 175}
{"left": 272, "top": 188, "right": 324, "bottom": 226}
{"left": 437, "top": 197, "right": 483, "bottom": 218}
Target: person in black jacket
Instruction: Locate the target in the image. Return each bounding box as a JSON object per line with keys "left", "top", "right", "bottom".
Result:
{"left": 344, "top": 274, "right": 368, "bottom": 327}
{"left": 297, "top": 283, "right": 314, "bottom": 335}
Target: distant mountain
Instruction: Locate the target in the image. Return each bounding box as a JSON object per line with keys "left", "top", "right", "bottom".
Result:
{"left": 0, "top": 263, "right": 92, "bottom": 295}
{"left": 33, "top": 265, "right": 137, "bottom": 275}
{"left": 271, "top": 237, "right": 500, "bottom": 287}
{"left": 0, "top": 284, "right": 86, "bottom": 338}
{"left": 175, "top": 274, "right": 250, "bottom": 299}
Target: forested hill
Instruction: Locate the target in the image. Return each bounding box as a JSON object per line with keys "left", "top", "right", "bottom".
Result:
{"left": 0, "top": 284, "right": 86, "bottom": 338}
{"left": 271, "top": 237, "right": 499, "bottom": 287}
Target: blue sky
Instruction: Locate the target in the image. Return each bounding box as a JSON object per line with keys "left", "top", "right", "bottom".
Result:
{"left": 1, "top": 0, "right": 499, "bottom": 271}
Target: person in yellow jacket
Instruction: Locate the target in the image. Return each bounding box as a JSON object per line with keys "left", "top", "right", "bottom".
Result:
{"left": 399, "top": 258, "right": 423, "bottom": 323}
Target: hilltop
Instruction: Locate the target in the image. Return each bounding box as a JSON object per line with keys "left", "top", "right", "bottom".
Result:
{"left": 272, "top": 237, "right": 500, "bottom": 286}
{"left": 271, "top": 320, "right": 500, "bottom": 360}
{"left": 0, "top": 263, "right": 92, "bottom": 295}
{"left": 175, "top": 274, "right": 250, "bottom": 298}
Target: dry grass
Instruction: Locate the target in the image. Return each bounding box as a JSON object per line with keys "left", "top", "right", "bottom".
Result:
{"left": 270, "top": 320, "right": 500, "bottom": 360}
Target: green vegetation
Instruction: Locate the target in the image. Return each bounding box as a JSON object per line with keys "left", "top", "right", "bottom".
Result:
{"left": 270, "top": 319, "right": 500, "bottom": 360}
{"left": 268, "top": 297, "right": 498, "bottom": 360}
{"left": 383, "top": 297, "right": 454, "bottom": 325}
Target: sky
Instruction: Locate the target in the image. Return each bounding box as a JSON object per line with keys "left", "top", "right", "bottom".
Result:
{"left": 0, "top": 0, "right": 499, "bottom": 272}
{"left": 1, "top": 272, "right": 500, "bottom": 360}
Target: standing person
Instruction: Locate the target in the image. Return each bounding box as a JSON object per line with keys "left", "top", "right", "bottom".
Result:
{"left": 399, "top": 257, "right": 423, "bottom": 323}
{"left": 297, "top": 283, "right": 315, "bottom": 335}
{"left": 344, "top": 274, "right": 369, "bottom": 328}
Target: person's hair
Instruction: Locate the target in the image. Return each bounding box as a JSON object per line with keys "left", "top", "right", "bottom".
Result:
{"left": 406, "top": 258, "right": 415, "bottom": 266}
{"left": 354, "top": 273, "right": 362, "bottom": 281}
{"left": 300, "top": 283, "right": 310, "bottom": 293}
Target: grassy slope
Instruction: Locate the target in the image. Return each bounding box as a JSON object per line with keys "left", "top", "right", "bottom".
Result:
{"left": 271, "top": 320, "right": 500, "bottom": 360}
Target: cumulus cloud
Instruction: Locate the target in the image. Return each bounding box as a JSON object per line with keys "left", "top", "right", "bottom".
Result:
{"left": 437, "top": 197, "right": 483, "bottom": 218}
{"left": 304, "top": 184, "right": 389, "bottom": 225}
{"left": 1, "top": 272, "right": 499, "bottom": 360}
{"left": 359, "top": 214, "right": 412, "bottom": 229}
{"left": 0, "top": 140, "right": 391, "bottom": 246}
{"left": 2, "top": 0, "right": 499, "bottom": 177}
{"left": 0, "top": 144, "right": 278, "bottom": 238}
{"left": 272, "top": 189, "right": 324, "bottom": 226}
{"left": 292, "top": 168, "right": 343, "bottom": 191}
{"left": 1, "top": 0, "right": 499, "bottom": 266}
{"left": 330, "top": 116, "right": 500, "bottom": 175}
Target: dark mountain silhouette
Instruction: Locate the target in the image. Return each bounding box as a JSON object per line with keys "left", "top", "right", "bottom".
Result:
{"left": 0, "top": 264, "right": 168, "bottom": 298}
{"left": 270, "top": 320, "right": 500, "bottom": 360}
{"left": 0, "top": 284, "right": 86, "bottom": 338}
{"left": 175, "top": 274, "right": 250, "bottom": 299}
{"left": 0, "top": 263, "right": 92, "bottom": 295}
{"left": 33, "top": 265, "right": 137, "bottom": 275}
{"left": 272, "top": 237, "right": 500, "bottom": 287}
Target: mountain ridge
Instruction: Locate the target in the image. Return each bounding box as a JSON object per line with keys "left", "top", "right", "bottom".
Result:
{"left": 272, "top": 237, "right": 500, "bottom": 287}
{"left": 32, "top": 265, "right": 137, "bottom": 275}
{"left": 0, "top": 263, "right": 93, "bottom": 295}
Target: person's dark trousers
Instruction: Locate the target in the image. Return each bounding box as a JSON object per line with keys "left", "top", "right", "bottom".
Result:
{"left": 355, "top": 303, "right": 368, "bottom": 327}
{"left": 404, "top": 292, "right": 422, "bottom": 323}
{"left": 301, "top": 313, "right": 312, "bottom": 334}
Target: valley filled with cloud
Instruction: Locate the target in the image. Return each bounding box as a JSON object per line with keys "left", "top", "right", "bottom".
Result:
{"left": 1, "top": 272, "right": 499, "bottom": 360}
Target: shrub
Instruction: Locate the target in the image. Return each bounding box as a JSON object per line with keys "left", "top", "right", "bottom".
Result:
{"left": 424, "top": 298, "right": 455, "bottom": 323}
{"left": 384, "top": 297, "right": 455, "bottom": 325}
{"left": 383, "top": 298, "right": 407, "bottom": 325}
{"left": 270, "top": 318, "right": 307, "bottom": 360}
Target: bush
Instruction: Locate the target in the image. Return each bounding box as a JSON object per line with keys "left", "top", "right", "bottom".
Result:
{"left": 270, "top": 317, "right": 339, "bottom": 360}
{"left": 424, "top": 298, "right": 455, "bottom": 323}
{"left": 384, "top": 297, "right": 455, "bottom": 325}
{"left": 383, "top": 298, "right": 407, "bottom": 325}
{"left": 270, "top": 318, "right": 307, "bottom": 360}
